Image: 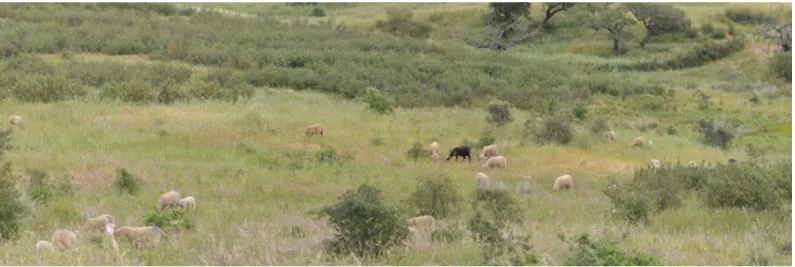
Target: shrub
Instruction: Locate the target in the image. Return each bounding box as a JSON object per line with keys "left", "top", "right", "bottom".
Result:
{"left": 684, "top": 27, "right": 699, "bottom": 39}
{"left": 701, "top": 161, "right": 791, "bottom": 212}
{"left": 310, "top": 7, "right": 326, "bottom": 17}
{"left": 467, "top": 194, "right": 537, "bottom": 265}
{"left": 727, "top": 23, "right": 737, "bottom": 35}
{"left": 700, "top": 23, "right": 715, "bottom": 35}
{"left": 0, "top": 129, "right": 27, "bottom": 241}
{"left": 112, "top": 168, "right": 142, "bottom": 195}
{"left": 316, "top": 183, "right": 409, "bottom": 258}
{"left": 709, "top": 29, "right": 726, "bottom": 39}
{"left": 100, "top": 79, "right": 156, "bottom": 104}
{"left": 603, "top": 165, "right": 698, "bottom": 225}
{"left": 430, "top": 222, "right": 464, "bottom": 243}
{"left": 725, "top": 8, "right": 775, "bottom": 24}
{"left": 143, "top": 208, "right": 195, "bottom": 231}
{"left": 26, "top": 168, "right": 55, "bottom": 205}
{"left": 316, "top": 147, "right": 353, "bottom": 165}
{"left": 361, "top": 87, "right": 395, "bottom": 115}
{"left": 525, "top": 115, "right": 574, "bottom": 145}
{"left": 375, "top": 7, "right": 432, "bottom": 39}
{"left": 486, "top": 101, "right": 513, "bottom": 128}
{"left": 573, "top": 102, "right": 588, "bottom": 122}
{"left": 561, "top": 233, "right": 665, "bottom": 266}
{"left": 589, "top": 117, "right": 611, "bottom": 136}
{"left": 472, "top": 187, "right": 523, "bottom": 226}
{"left": 697, "top": 119, "right": 734, "bottom": 150}
{"left": 10, "top": 74, "right": 85, "bottom": 103}
{"left": 404, "top": 173, "right": 463, "bottom": 219}
{"left": 405, "top": 142, "right": 424, "bottom": 161}
{"left": 770, "top": 51, "right": 791, "bottom": 81}
{"left": 476, "top": 127, "right": 496, "bottom": 150}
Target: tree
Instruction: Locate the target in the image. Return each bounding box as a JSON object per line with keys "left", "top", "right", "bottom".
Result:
{"left": 541, "top": 3, "right": 575, "bottom": 26}
{"left": 0, "top": 129, "right": 27, "bottom": 241}
{"left": 487, "top": 2, "right": 532, "bottom": 25}
{"left": 625, "top": 3, "right": 691, "bottom": 48}
{"left": 451, "top": 17, "right": 540, "bottom": 52}
{"left": 752, "top": 20, "right": 792, "bottom": 52}
{"left": 574, "top": 3, "right": 637, "bottom": 54}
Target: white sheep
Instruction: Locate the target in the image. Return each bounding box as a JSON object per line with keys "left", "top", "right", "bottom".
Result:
{"left": 407, "top": 215, "right": 435, "bottom": 231}
{"left": 650, "top": 159, "right": 661, "bottom": 168}
{"left": 553, "top": 174, "right": 573, "bottom": 191}
{"left": 51, "top": 228, "right": 77, "bottom": 252}
{"left": 304, "top": 124, "right": 325, "bottom": 138}
{"left": 112, "top": 225, "right": 166, "bottom": 248}
{"left": 429, "top": 141, "right": 440, "bottom": 161}
{"left": 475, "top": 172, "right": 490, "bottom": 189}
{"left": 688, "top": 160, "right": 696, "bottom": 168}
{"left": 178, "top": 196, "right": 196, "bottom": 211}
{"left": 630, "top": 136, "right": 645, "bottom": 149}
{"left": 83, "top": 214, "right": 116, "bottom": 232}
{"left": 605, "top": 130, "right": 616, "bottom": 143}
{"left": 8, "top": 115, "right": 23, "bottom": 127}
{"left": 478, "top": 144, "right": 499, "bottom": 162}
{"left": 647, "top": 140, "right": 654, "bottom": 147}
{"left": 157, "top": 190, "right": 180, "bottom": 211}
{"left": 481, "top": 155, "right": 507, "bottom": 171}
{"left": 35, "top": 240, "right": 53, "bottom": 253}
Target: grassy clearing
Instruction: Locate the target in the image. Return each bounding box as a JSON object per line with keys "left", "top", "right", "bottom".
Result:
{"left": 0, "top": 2, "right": 790, "bottom": 266}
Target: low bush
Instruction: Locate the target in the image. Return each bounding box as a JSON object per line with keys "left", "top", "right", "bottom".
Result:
{"left": 525, "top": 114, "right": 574, "bottom": 145}
{"left": 143, "top": 208, "right": 195, "bottom": 231}
{"left": 486, "top": 101, "right": 513, "bottom": 128}
{"left": 725, "top": 8, "right": 775, "bottom": 25}
{"left": 112, "top": 168, "right": 142, "bottom": 195}
{"left": 770, "top": 51, "right": 791, "bottom": 81}
{"left": 561, "top": 233, "right": 665, "bottom": 266}
{"left": 404, "top": 173, "right": 463, "bottom": 219}
{"left": 698, "top": 118, "right": 734, "bottom": 150}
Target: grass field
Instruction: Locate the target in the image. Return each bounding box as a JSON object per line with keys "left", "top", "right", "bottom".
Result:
{"left": 0, "top": 2, "right": 791, "bottom": 266}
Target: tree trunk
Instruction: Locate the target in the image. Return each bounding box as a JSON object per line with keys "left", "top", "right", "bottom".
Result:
{"left": 639, "top": 29, "right": 652, "bottom": 48}
{"left": 542, "top": 10, "right": 555, "bottom": 26}
{"left": 612, "top": 38, "right": 621, "bottom": 54}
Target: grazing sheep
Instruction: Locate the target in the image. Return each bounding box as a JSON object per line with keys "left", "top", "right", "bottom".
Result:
{"left": 178, "top": 196, "right": 196, "bottom": 211}
{"left": 50, "top": 228, "right": 77, "bottom": 252}
{"left": 688, "top": 160, "right": 697, "bottom": 168}
{"left": 113, "top": 225, "right": 165, "bottom": 248}
{"left": 157, "top": 190, "right": 180, "bottom": 211}
{"left": 429, "top": 141, "right": 440, "bottom": 161}
{"left": 35, "top": 240, "right": 53, "bottom": 253}
{"left": 728, "top": 158, "right": 737, "bottom": 164}
{"left": 8, "top": 115, "right": 23, "bottom": 126}
{"left": 83, "top": 214, "right": 116, "bottom": 232}
{"left": 478, "top": 144, "right": 499, "bottom": 162}
{"left": 407, "top": 215, "right": 435, "bottom": 231}
{"left": 553, "top": 174, "right": 573, "bottom": 191}
{"left": 647, "top": 140, "right": 654, "bottom": 147}
{"left": 481, "top": 155, "right": 507, "bottom": 171}
{"left": 630, "top": 136, "right": 645, "bottom": 149}
{"left": 475, "top": 172, "right": 490, "bottom": 189}
{"left": 650, "top": 159, "right": 661, "bottom": 168}
{"left": 446, "top": 146, "right": 471, "bottom": 163}
{"left": 605, "top": 130, "right": 616, "bottom": 143}
{"left": 304, "top": 124, "right": 324, "bottom": 138}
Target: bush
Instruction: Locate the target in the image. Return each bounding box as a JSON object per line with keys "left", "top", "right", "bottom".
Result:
{"left": 10, "top": 74, "right": 86, "bottom": 103}
{"left": 361, "top": 87, "right": 395, "bottom": 115}
{"left": 604, "top": 165, "right": 700, "bottom": 225}
{"left": 26, "top": 168, "right": 55, "bottom": 205}
{"left": 316, "top": 183, "right": 409, "bottom": 258}
{"left": 486, "top": 101, "right": 513, "bottom": 128}
{"left": 112, "top": 168, "right": 142, "bottom": 195}
{"left": 405, "top": 142, "right": 424, "bottom": 161}
{"left": 611, "top": 39, "right": 745, "bottom": 71}
{"left": 100, "top": 79, "right": 157, "bottom": 104}
{"left": 0, "top": 129, "right": 27, "bottom": 241}
{"left": 770, "top": 51, "right": 791, "bottom": 81}
{"left": 143, "top": 208, "right": 194, "bottom": 231}
{"left": 404, "top": 173, "right": 463, "bottom": 219}
{"left": 700, "top": 161, "right": 791, "bottom": 212}
{"left": 476, "top": 127, "right": 496, "bottom": 150}
{"left": 589, "top": 117, "right": 611, "bottom": 136}
{"left": 430, "top": 222, "right": 464, "bottom": 243}
{"left": 375, "top": 7, "right": 432, "bottom": 39}
{"left": 725, "top": 8, "right": 775, "bottom": 25}
{"left": 561, "top": 233, "right": 665, "bottom": 266}
{"left": 573, "top": 102, "right": 588, "bottom": 122}
{"left": 316, "top": 147, "right": 353, "bottom": 165}
{"left": 700, "top": 23, "right": 715, "bottom": 35}
{"left": 467, "top": 191, "right": 537, "bottom": 265}
{"left": 698, "top": 119, "right": 734, "bottom": 150}
{"left": 709, "top": 29, "right": 726, "bottom": 39}
{"left": 472, "top": 187, "right": 523, "bottom": 226}
{"left": 525, "top": 115, "right": 574, "bottom": 145}
{"left": 310, "top": 7, "right": 326, "bottom": 17}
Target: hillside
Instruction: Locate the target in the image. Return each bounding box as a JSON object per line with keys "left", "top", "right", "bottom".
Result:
{"left": 0, "top": 3, "right": 791, "bottom": 266}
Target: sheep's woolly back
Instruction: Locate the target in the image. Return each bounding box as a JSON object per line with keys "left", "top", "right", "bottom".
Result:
{"left": 688, "top": 160, "right": 697, "bottom": 168}
{"left": 630, "top": 136, "right": 645, "bottom": 148}
{"left": 178, "top": 196, "right": 196, "bottom": 210}
{"left": 479, "top": 144, "right": 499, "bottom": 161}
{"left": 475, "top": 172, "right": 490, "bottom": 189}
{"left": 481, "top": 156, "right": 507, "bottom": 170}
{"left": 36, "top": 240, "right": 53, "bottom": 253}
{"left": 8, "top": 115, "right": 23, "bottom": 126}
{"left": 115, "top": 226, "right": 165, "bottom": 247}
{"left": 606, "top": 130, "right": 616, "bottom": 143}
{"left": 304, "top": 124, "right": 324, "bottom": 136}
{"left": 51, "top": 229, "right": 77, "bottom": 252}
{"left": 429, "top": 142, "right": 439, "bottom": 155}
{"left": 84, "top": 214, "right": 115, "bottom": 232}
{"left": 553, "top": 174, "right": 573, "bottom": 191}
{"left": 407, "top": 215, "right": 435, "bottom": 230}
{"left": 157, "top": 191, "right": 181, "bottom": 211}
{"left": 650, "top": 159, "right": 661, "bottom": 168}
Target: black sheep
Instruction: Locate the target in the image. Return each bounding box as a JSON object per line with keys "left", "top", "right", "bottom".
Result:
{"left": 446, "top": 146, "right": 471, "bottom": 163}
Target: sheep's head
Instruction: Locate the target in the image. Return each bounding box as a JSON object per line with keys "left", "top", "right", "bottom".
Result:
{"left": 105, "top": 223, "right": 116, "bottom": 236}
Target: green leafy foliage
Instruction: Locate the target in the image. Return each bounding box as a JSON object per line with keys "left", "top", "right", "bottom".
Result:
{"left": 404, "top": 173, "right": 463, "bottom": 219}
{"left": 112, "top": 168, "right": 142, "bottom": 195}
{"left": 562, "top": 233, "right": 665, "bottom": 266}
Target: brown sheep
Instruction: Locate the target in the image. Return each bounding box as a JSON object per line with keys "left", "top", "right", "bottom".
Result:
{"left": 630, "top": 136, "right": 645, "bottom": 149}
{"left": 605, "top": 130, "right": 616, "bottom": 143}
{"left": 553, "top": 174, "right": 573, "bottom": 191}
{"left": 478, "top": 144, "right": 499, "bottom": 162}
{"left": 304, "top": 124, "right": 324, "bottom": 138}
{"left": 50, "top": 228, "right": 77, "bottom": 252}
{"left": 112, "top": 225, "right": 165, "bottom": 248}
{"left": 157, "top": 190, "right": 180, "bottom": 211}
{"left": 446, "top": 146, "right": 471, "bottom": 163}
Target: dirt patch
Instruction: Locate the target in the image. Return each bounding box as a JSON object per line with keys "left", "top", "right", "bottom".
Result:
{"left": 67, "top": 156, "right": 123, "bottom": 192}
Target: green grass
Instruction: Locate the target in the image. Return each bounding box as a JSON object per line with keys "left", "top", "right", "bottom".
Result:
{"left": 0, "top": 2, "right": 790, "bottom": 266}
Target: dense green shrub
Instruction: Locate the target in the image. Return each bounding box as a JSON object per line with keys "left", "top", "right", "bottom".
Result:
{"left": 361, "top": 87, "right": 395, "bottom": 115}
{"left": 486, "top": 101, "right": 513, "bottom": 128}
{"left": 0, "top": 130, "right": 27, "bottom": 241}
{"left": 430, "top": 222, "right": 464, "bottom": 243}
{"left": 375, "top": 7, "right": 432, "bottom": 39}
{"left": 770, "top": 51, "right": 791, "bottom": 81}
{"left": 725, "top": 8, "right": 775, "bottom": 24}
{"left": 405, "top": 142, "right": 424, "bottom": 161}
{"left": 112, "top": 168, "right": 142, "bottom": 195}
{"left": 310, "top": 7, "right": 326, "bottom": 17}
{"left": 697, "top": 118, "right": 734, "bottom": 150}
{"left": 143, "top": 209, "right": 195, "bottom": 231}
{"left": 610, "top": 39, "right": 745, "bottom": 71}
{"left": 471, "top": 187, "right": 523, "bottom": 226}
{"left": 476, "top": 127, "right": 496, "bottom": 150}
{"left": 26, "top": 168, "right": 55, "bottom": 205}
{"left": 100, "top": 78, "right": 157, "bottom": 104}
{"left": 561, "top": 233, "right": 665, "bottom": 266}
{"left": 316, "top": 183, "right": 409, "bottom": 258}
{"left": 525, "top": 115, "right": 574, "bottom": 145}
{"left": 404, "top": 173, "right": 463, "bottom": 219}
{"left": 701, "top": 161, "right": 791, "bottom": 212}
{"left": 315, "top": 147, "right": 353, "bottom": 165}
